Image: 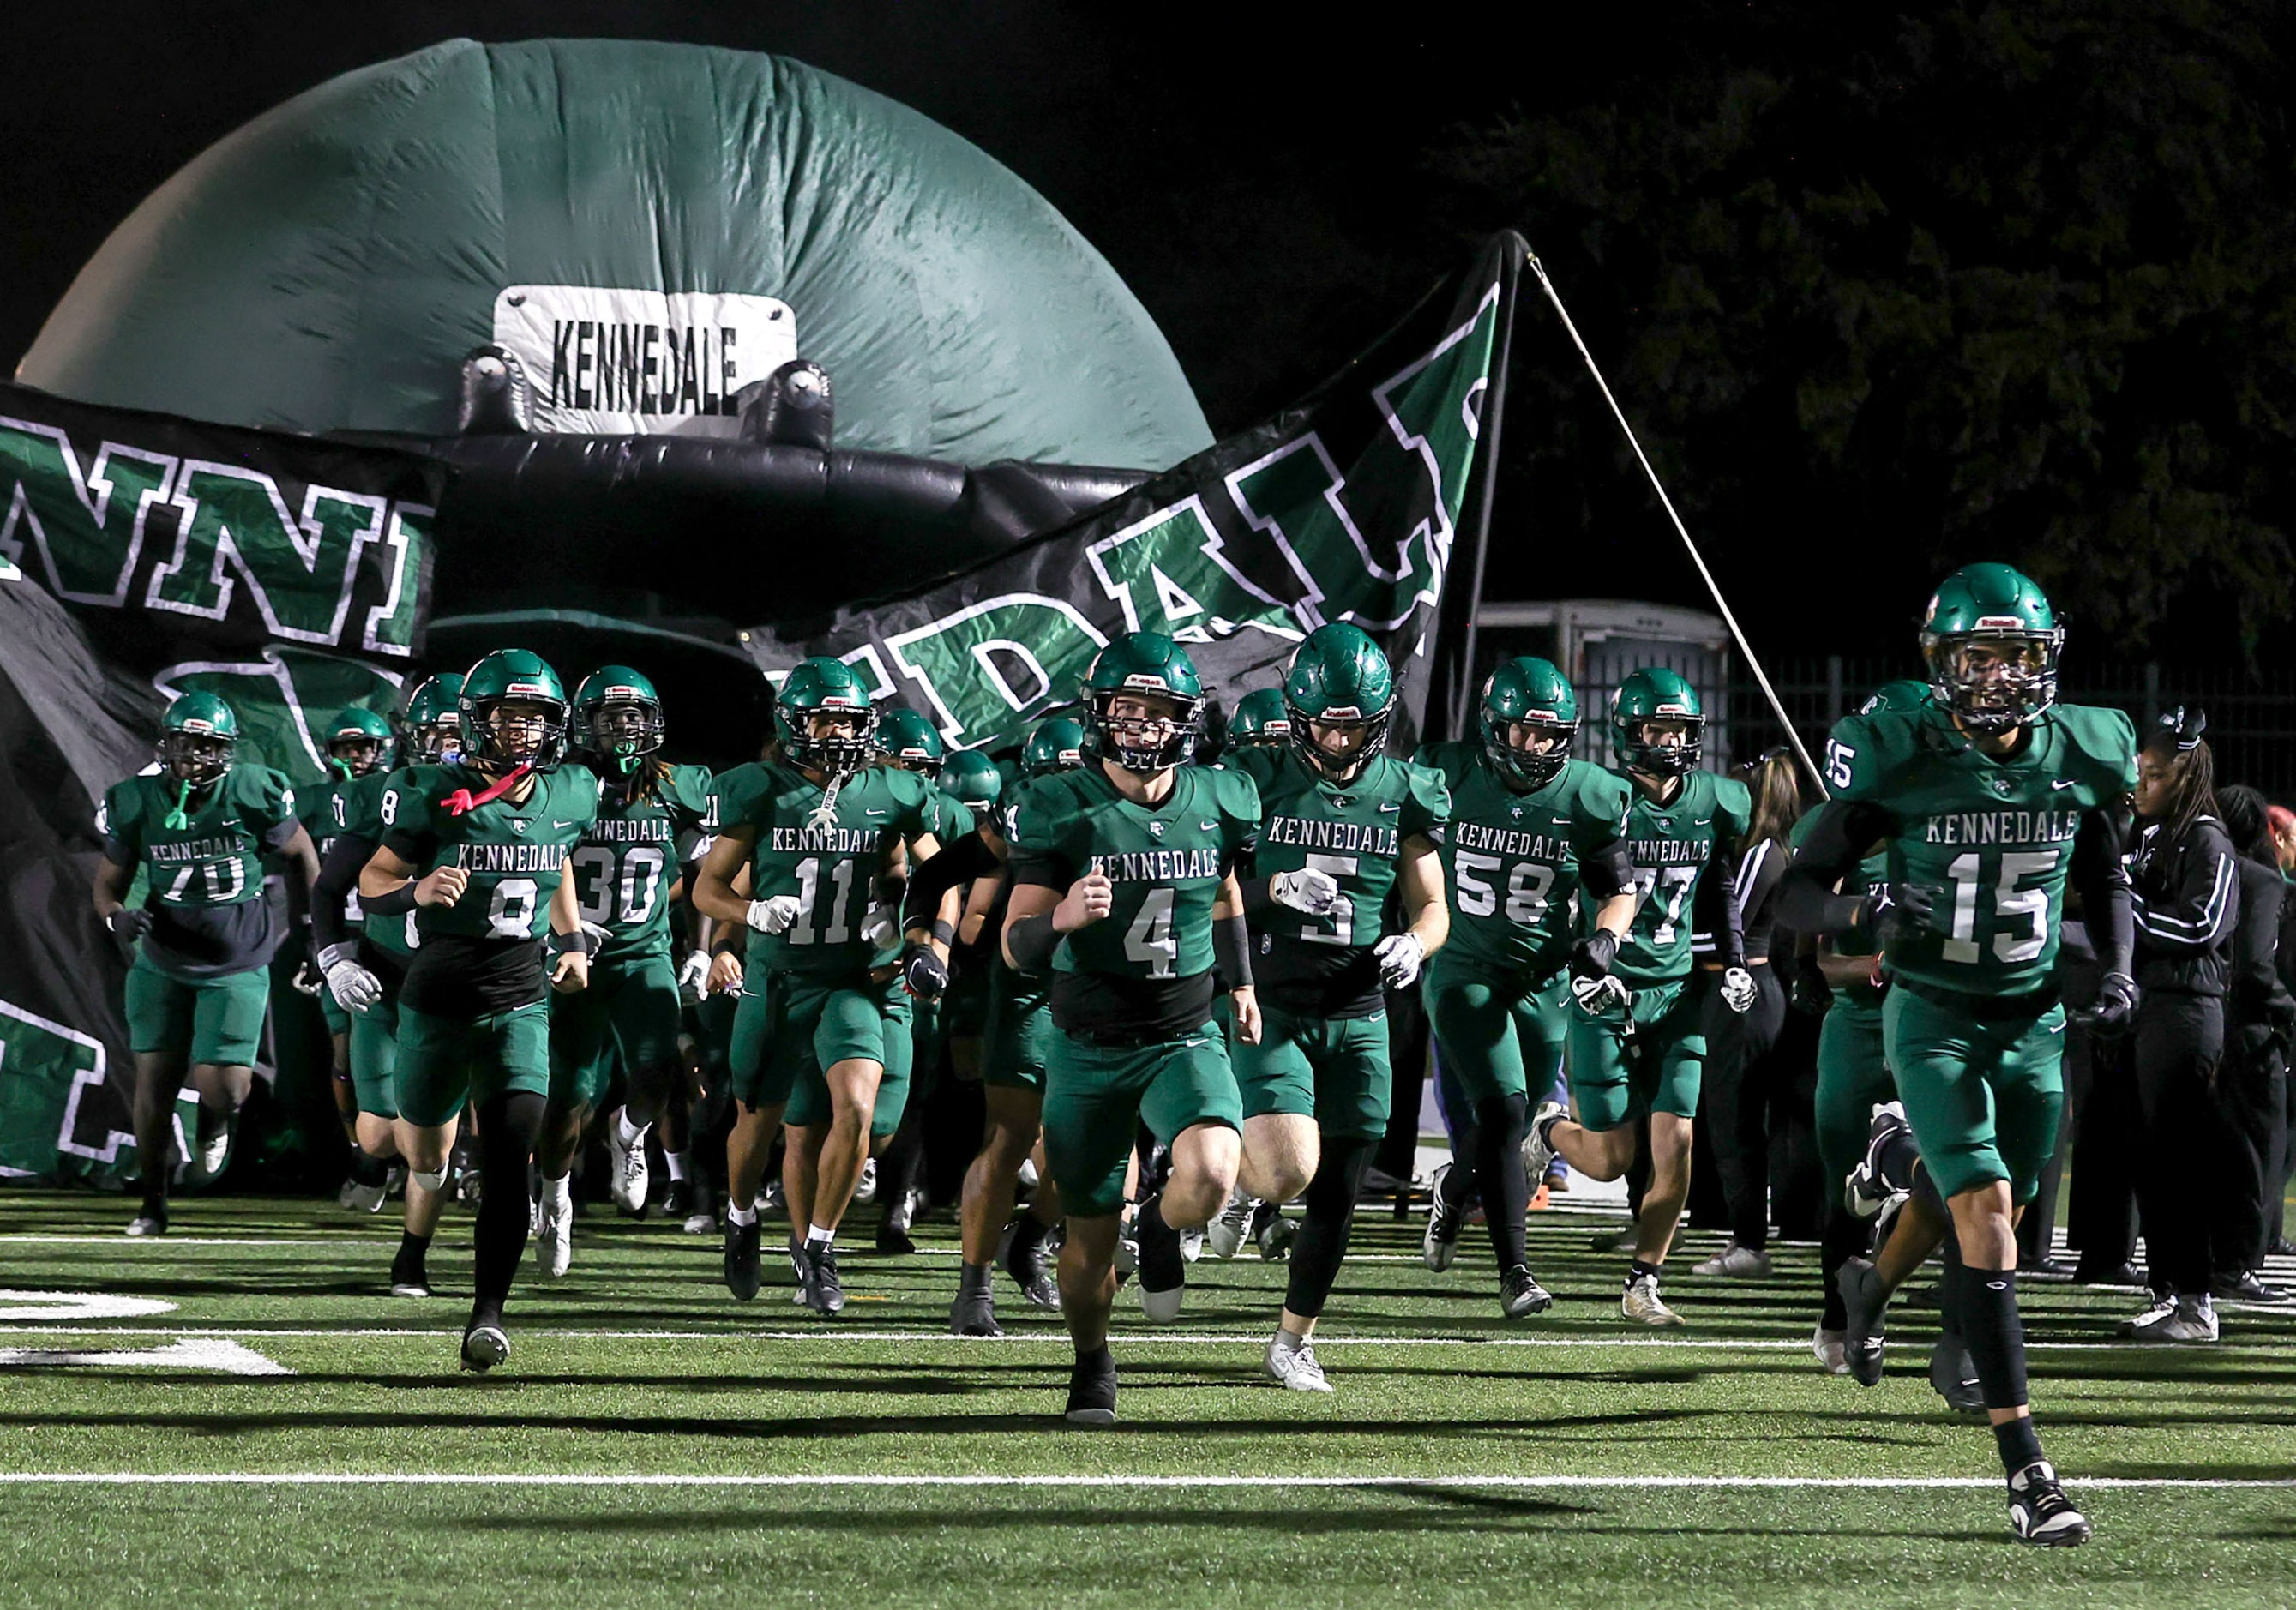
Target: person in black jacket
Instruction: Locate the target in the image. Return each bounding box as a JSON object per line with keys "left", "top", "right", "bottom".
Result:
{"left": 2208, "top": 785, "right": 2293, "bottom": 1302}
{"left": 2118, "top": 709, "right": 2239, "bottom": 1342}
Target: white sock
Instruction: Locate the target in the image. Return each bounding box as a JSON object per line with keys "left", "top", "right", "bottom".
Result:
{"left": 807, "top": 1223, "right": 836, "bottom": 1249}
{"left": 728, "top": 1202, "right": 758, "bottom": 1229}
{"left": 543, "top": 1174, "right": 572, "bottom": 1210}
{"left": 664, "top": 1150, "right": 689, "bottom": 1183}
{"left": 614, "top": 1108, "right": 649, "bottom": 1150}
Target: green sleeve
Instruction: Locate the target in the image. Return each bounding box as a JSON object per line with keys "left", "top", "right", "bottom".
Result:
{"left": 939, "top": 795, "right": 977, "bottom": 843}
{"left": 1570, "top": 766, "right": 1632, "bottom": 853}
{"left": 1401, "top": 760, "right": 1451, "bottom": 840}
{"left": 1217, "top": 766, "right": 1263, "bottom": 872}
{"left": 1714, "top": 776, "right": 1754, "bottom": 845}
{"left": 1228, "top": 747, "right": 1279, "bottom": 793}
{"left": 98, "top": 778, "right": 142, "bottom": 859}
{"left": 887, "top": 768, "right": 940, "bottom": 841}
{"left": 567, "top": 766, "right": 604, "bottom": 836}
{"left": 708, "top": 764, "right": 766, "bottom": 832}
{"left": 377, "top": 767, "right": 438, "bottom": 856}
{"left": 239, "top": 766, "right": 298, "bottom": 835}
{"left": 1007, "top": 778, "right": 1078, "bottom": 888}
{"left": 2060, "top": 705, "right": 2139, "bottom": 801}
{"left": 1818, "top": 712, "right": 1894, "bottom": 803}
{"left": 667, "top": 766, "right": 716, "bottom": 836}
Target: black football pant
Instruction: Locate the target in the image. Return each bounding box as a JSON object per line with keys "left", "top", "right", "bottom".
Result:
{"left": 2212, "top": 1036, "right": 2287, "bottom": 1277}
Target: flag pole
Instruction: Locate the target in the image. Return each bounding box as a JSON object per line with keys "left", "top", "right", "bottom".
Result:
{"left": 1524, "top": 251, "right": 1830, "bottom": 799}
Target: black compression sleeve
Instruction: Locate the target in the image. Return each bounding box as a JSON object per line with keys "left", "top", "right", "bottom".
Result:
{"left": 1007, "top": 911, "right": 1060, "bottom": 972}
{"left": 1693, "top": 850, "right": 1746, "bottom": 970}
{"left": 1213, "top": 913, "right": 1253, "bottom": 991}
{"left": 1775, "top": 799, "right": 1896, "bottom": 935}
{"left": 902, "top": 831, "right": 1001, "bottom": 932}
{"left": 310, "top": 833, "right": 373, "bottom": 954}
{"left": 361, "top": 881, "right": 418, "bottom": 918}
{"left": 2071, "top": 806, "right": 2135, "bottom": 977}
{"left": 1580, "top": 838, "right": 1633, "bottom": 901}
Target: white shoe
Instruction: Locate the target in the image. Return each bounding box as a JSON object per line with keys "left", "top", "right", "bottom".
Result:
{"left": 1521, "top": 1100, "right": 1566, "bottom": 1182}
{"left": 2119, "top": 1295, "right": 2178, "bottom": 1338}
{"left": 1692, "top": 1242, "right": 1771, "bottom": 1278}
{"left": 1813, "top": 1324, "right": 1849, "bottom": 1374}
{"left": 336, "top": 1175, "right": 359, "bottom": 1210}
{"left": 854, "top": 1158, "right": 878, "bottom": 1204}
{"left": 606, "top": 1110, "right": 650, "bottom": 1214}
{"left": 535, "top": 1193, "right": 573, "bottom": 1279}
{"left": 2134, "top": 1295, "right": 2219, "bottom": 1343}
{"left": 1208, "top": 1190, "right": 1253, "bottom": 1259}
{"left": 196, "top": 1114, "right": 232, "bottom": 1176}
{"left": 342, "top": 1176, "right": 388, "bottom": 1215}
{"left": 1264, "top": 1335, "right": 1335, "bottom": 1393}
{"left": 1622, "top": 1272, "right": 1683, "bottom": 1326}
{"left": 124, "top": 1213, "right": 166, "bottom": 1237}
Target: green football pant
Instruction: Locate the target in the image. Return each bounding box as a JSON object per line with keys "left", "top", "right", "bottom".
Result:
{"left": 1426, "top": 955, "right": 1567, "bottom": 1107}
{"left": 1814, "top": 998, "right": 1896, "bottom": 1195}
{"left": 349, "top": 994, "right": 401, "bottom": 1120}
{"left": 123, "top": 955, "right": 268, "bottom": 1066}
{"left": 1043, "top": 1024, "right": 1241, "bottom": 1218}
{"left": 1566, "top": 976, "right": 1704, "bottom": 1131}
{"left": 1234, "top": 1004, "right": 1391, "bottom": 1139}
{"left": 982, "top": 965, "right": 1050, "bottom": 1092}
{"left": 1883, "top": 985, "right": 2065, "bottom": 1204}
{"left": 548, "top": 951, "right": 682, "bottom": 1108}
{"left": 736, "top": 969, "right": 906, "bottom": 1123}
{"left": 394, "top": 1001, "right": 549, "bottom": 1129}
{"left": 784, "top": 988, "right": 915, "bottom": 1141}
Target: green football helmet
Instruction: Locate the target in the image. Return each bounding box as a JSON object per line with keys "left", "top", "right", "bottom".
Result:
{"left": 459, "top": 649, "right": 571, "bottom": 772}
{"left": 1283, "top": 622, "right": 1396, "bottom": 778}
{"left": 1227, "top": 688, "right": 1292, "bottom": 749}
{"left": 400, "top": 673, "right": 465, "bottom": 764}
{"left": 774, "top": 658, "right": 878, "bottom": 777}
{"left": 572, "top": 665, "right": 665, "bottom": 772}
{"left": 876, "top": 706, "right": 945, "bottom": 773}
{"left": 1611, "top": 668, "right": 1704, "bottom": 777}
{"left": 1480, "top": 657, "right": 1579, "bottom": 789}
{"left": 1858, "top": 678, "right": 1932, "bottom": 718}
{"left": 157, "top": 692, "right": 239, "bottom": 786}
{"left": 1918, "top": 562, "right": 2064, "bottom": 733}
{"left": 322, "top": 706, "right": 395, "bottom": 780}
{"left": 1085, "top": 631, "right": 1204, "bottom": 772}
{"left": 1022, "top": 715, "right": 1091, "bottom": 778}
{"left": 941, "top": 748, "right": 1003, "bottom": 812}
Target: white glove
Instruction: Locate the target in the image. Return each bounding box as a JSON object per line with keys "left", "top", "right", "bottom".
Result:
{"left": 1721, "top": 966, "right": 1758, "bottom": 1014}
{"left": 676, "top": 951, "right": 710, "bottom": 1005}
{"left": 1270, "top": 868, "right": 1343, "bottom": 916}
{"left": 861, "top": 902, "right": 901, "bottom": 949}
{"left": 580, "top": 920, "right": 612, "bottom": 952}
{"left": 1569, "top": 972, "right": 1631, "bottom": 1014}
{"left": 1373, "top": 933, "right": 1425, "bottom": 991}
{"left": 289, "top": 962, "right": 325, "bottom": 998}
{"left": 317, "top": 942, "right": 382, "bottom": 1015}
{"left": 746, "top": 895, "right": 802, "bottom": 935}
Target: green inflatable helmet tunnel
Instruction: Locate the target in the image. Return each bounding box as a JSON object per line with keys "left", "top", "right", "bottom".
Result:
{"left": 17, "top": 37, "right": 1211, "bottom": 470}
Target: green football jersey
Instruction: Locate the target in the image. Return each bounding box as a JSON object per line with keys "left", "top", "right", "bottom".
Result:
{"left": 709, "top": 760, "right": 945, "bottom": 977}
{"left": 1826, "top": 701, "right": 2136, "bottom": 998}
{"left": 1414, "top": 743, "right": 1631, "bottom": 980}
{"left": 378, "top": 763, "right": 603, "bottom": 942}
{"left": 336, "top": 769, "right": 416, "bottom": 957}
{"left": 1008, "top": 762, "right": 1259, "bottom": 987}
{"left": 568, "top": 763, "right": 714, "bottom": 964}
{"left": 1230, "top": 747, "right": 1449, "bottom": 1012}
{"left": 1789, "top": 802, "right": 1888, "bottom": 1006}
{"left": 935, "top": 788, "right": 977, "bottom": 844}
{"left": 1608, "top": 769, "right": 1753, "bottom": 986}
{"left": 299, "top": 778, "right": 365, "bottom": 933}
{"left": 99, "top": 765, "right": 297, "bottom": 910}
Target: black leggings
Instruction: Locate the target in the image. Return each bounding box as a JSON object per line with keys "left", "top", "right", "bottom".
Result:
{"left": 1702, "top": 965, "right": 1787, "bottom": 1250}
{"left": 1284, "top": 1135, "right": 1378, "bottom": 1320}
{"left": 2131, "top": 994, "right": 2226, "bottom": 1297}
{"left": 472, "top": 1090, "right": 545, "bottom": 1324}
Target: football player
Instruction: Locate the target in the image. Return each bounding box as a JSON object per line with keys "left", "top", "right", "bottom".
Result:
{"left": 691, "top": 660, "right": 957, "bottom": 1316}
{"left": 93, "top": 694, "right": 319, "bottom": 1235}
{"left": 358, "top": 651, "right": 603, "bottom": 1370}
{"left": 1225, "top": 687, "right": 1292, "bottom": 751}
{"left": 1224, "top": 625, "right": 1449, "bottom": 1391}
{"left": 1524, "top": 670, "right": 1755, "bottom": 1325}
{"left": 1776, "top": 563, "right": 2137, "bottom": 1546}
{"left": 532, "top": 668, "right": 714, "bottom": 1276}
{"left": 310, "top": 675, "right": 461, "bottom": 1296}
{"left": 1415, "top": 658, "right": 1638, "bottom": 1316}
{"left": 1002, "top": 634, "right": 1260, "bottom": 1422}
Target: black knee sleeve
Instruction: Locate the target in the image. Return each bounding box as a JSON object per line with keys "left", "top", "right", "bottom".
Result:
{"left": 1473, "top": 1093, "right": 1531, "bottom": 1271}
{"left": 1284, "top": 1136, "right": 1377, "bottom": 1320}
{"left": 1950, "top": 1262, "right": 2030, "bottom": 1412}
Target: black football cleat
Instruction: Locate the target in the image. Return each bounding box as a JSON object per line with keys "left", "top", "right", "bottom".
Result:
{"left": 724, "top": 1217, "right": 763, "bottom": 1301}
{"left": 1927, "top": 1333, "right": 1985, "bottom": 1415}
{"left": 1837, "top": 1257, "right": 1889, "bottom": 1386}
{"left": 1064, "top": 1351, "right": 1118, "bottom": 1426}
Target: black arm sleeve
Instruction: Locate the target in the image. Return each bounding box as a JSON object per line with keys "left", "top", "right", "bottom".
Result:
{"left": 2071, "top": 806, "right": 2135, "bottom": 977}
{"left": 1776, "top": 800, "right": 1897, "bottom": 936}
{"left": 1692, "top": 850, "right": 1746, "bottom": 970}
{"left": 2229, "top": 864, "right": 2289, "bottom": 1031}
{"left": 901, "top": 831, "right": 1001, "bottom": 931}
{"left": 310, "top": 832, "right": 376, "bottom": 954}
{"left": 2130, "top": 820, "right": 2238, "bottom": 959}
{"left": 1579, "top": 837, "right": 1634, "bottom": 903}
{"left": 1006, "top": 910, "right": 1060, "bottom": 972}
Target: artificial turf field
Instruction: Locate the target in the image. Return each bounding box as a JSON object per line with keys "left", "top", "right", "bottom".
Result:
{"left": 2, "top": 1189, "right": 2293, "bottom": 1609}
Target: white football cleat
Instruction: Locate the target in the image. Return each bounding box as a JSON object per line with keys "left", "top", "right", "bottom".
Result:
{"left": 1208, "top": 1189, "right": 1253, "bottom": 1259}
{"left": 1692, "top": 1242, "right": 1771, "bottom": 1277}
{"left": 605, "top": 1109, "right": 650, "bottom": 1215}
{"left": 535, "top": 1195, "right": 573, "bottom": 1279}
{"left": 1263, "top": 1334, "right": 1335, "bottom": 1393}
{"left": 1521, "top": 1100, "right": 1567, "bottom": 1181}
{"left": 854, "top": 1158, "right": 878, "bottom": 1204}
{"left": 1621, "top": 1272, "right": 1683, "bottom": 1326}
{"left": 1422, "top": 1162, "right": 1464, "bottom": 1272}
{"left": 1812, "top": 1324, "right": 1849, "bottom": 1374}
{"left": 196, "top": 1114, "right": 232, "bottom": 1176}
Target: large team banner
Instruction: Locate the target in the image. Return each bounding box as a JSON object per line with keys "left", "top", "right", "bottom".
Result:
{"left": 737, "top": 237, "right": 1524, "bottom": 754}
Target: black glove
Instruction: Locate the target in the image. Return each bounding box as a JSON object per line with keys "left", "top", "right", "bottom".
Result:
{"left": 2082, "top": 971, "right": 2139, "bottom": 1036}
{"left": 1861, "top": 880, "right": 1937, "bottom": 941}
{"left": 900, "top": 942, "right": 950, "bottom": 1002}
{"left": 106, "top": 907, "right": 153, "bottom": 943}
{"left": 1569, "top": 928, "right": 1620, "bottom": 981}
{"left": 1788, "top": 955, "right": 1831, "bottom": 1016}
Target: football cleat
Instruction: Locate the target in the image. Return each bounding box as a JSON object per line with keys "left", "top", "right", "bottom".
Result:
{"left": 1500, "top": 1264, "right": 1554, "bottom": 1319}
{"left": 760, "top": 1178, "right": 786, "bottom": 1217}
{"left": 1844, "top": 1102, "right": 1911, "bottom": 1219}
{"left": 723, "top": 1217, "right": 763, "bottom": 1301}
{"left": 1208, "top": 1190, "right": 1253, "bottom": 1259}
{"left": 1001, "top": 1224, "right": 1058, "bottom": 1309}
{"left": 605, "top": 1111, "right": 650, "bottom": 1216}
{"left": 1422, "top": 1162, "right": 1464, "bottom": 1272}
{"left": 2006, "top": 1460, "right": 2092, "bottom": 1547}
{"left": 460, "top": 1322, "right": 509, "bottom": 1373}
{"left": 1692, "top": 1242, "right": 1771, "bottom": 1278}
{"left": 124, "top": 1211, "right": 167, "bottom": 1238}
{"left": 389, "top": 1243, "right": 432, "bottom": 1300}
{"left": 340, "top": 1172, "right": 387, "bottom": 1215}
{"left": 877, "top": 1187, "right": 918, "bottom": 1256}
{"left": 1264, "top": 1335, "right": 1335, "bottom": 1394}
{"left": 2117, "top": 1292, "right": 2176, "bottom": 1337}
{"left": 1253, "top": 1201, "right": 1295, "bottom": 1262}
{"left": 1621, "top": 1272, "right": 1683, "bottom": 1326}
{"left": 1929, "top": 1334, "right": 1986, "bottom": 1414}
{"left": 2128, "top": 1294, "right": 2218, "bottom": 1343}
{"left": 1837, "top": 1258, "right": 1889, "bottom": 1385}
{"left": 195, "top": 1113, "right": 233, "bottom": 1177}
{"left": 951, "top": 1265, "right": 1003, "bottom": 1337}
{"left": 534, "top": 1194, "right": 573, "bottom": 1279}
{"left": 800, "top": 1242, "right": 846, "bottom": 1316}
{"left": 853, "top": 1158, "right": 878, "bottom": 1204}
{"left": 1180, "top": 1227, "right": 1205, "bottom": 1264}
{"left": 1812, "top": 1325, "right": 1848, "bottom": 1374}
{"left": 1520, "top": 1100, "right": 1567, "bottom": 1183}
{"left": 1064, "top": 1352, "right": 1119, "bottom": 1426}
{"left": 1134, "top": 1198, "right": 1187, "bottom": 1323}
{"left": 336, "top": 1174, "right": 359, "bottom": 1210}
{"left": 1590, "top": 1225, "right": 1639, "bottom": 1255}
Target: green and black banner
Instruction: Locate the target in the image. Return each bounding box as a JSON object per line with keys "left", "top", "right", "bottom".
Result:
{"left": 738, "top": 237, "right": 1524, "bottom": 758}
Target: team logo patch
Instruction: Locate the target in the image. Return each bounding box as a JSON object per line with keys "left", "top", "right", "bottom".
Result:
{"left": 513, "top": 820, "right": 528, "bottom": 834}
{"left": 1148, "top": 820, "right": 1166, "bottom": 839}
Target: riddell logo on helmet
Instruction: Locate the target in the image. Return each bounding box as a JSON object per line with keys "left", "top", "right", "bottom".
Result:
{"left": 1526, "top": 707, "right": 1557, "bottom": 721}
{"left": 820, "top": 694, "right": 858, "bottom": 706}
{"left": 505, "top": 680, "right": 552, "bottom": 698}
{"left": 603, "top": 685, "right": 646, "bottom": 700}
{"left": 1121, "top": 674, "right": 1171, "bottom": 692}
{"left": 1974, "top": 616, "right": 2029, "bottom": 630}
{"left": 1324, "top": 706, "right": 1363, "bottom": 719}
{"left": 178, "top": 718, "right": 217, "bottom": 735}
{"left": 1655, "top": 700, "right": 1692, "bottom": 716}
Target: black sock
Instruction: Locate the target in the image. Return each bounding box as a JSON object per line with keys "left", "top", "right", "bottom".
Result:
{"left": 1073, "top": 1342, "right": 1112, "bottom": 1376}
{"left": 1009, "top": 1213, "right": 1048, "bottom": 1257}
{"left": 1472, "top": 1093, "right": 1531, "bottom": 1271}
{"left": 1937, "top": 1227, "right": 1966, "bottom": 1337}
{"left": 471, "top": 1090, "right": 545, "bottom": 1325}
{"left": 1953, "top": 1262, "right": 2035, "bottom": 1433}
{"left": 397, "top": 1229, "right": 432, "bottom": 1259}
{"left": 1993, "top": 1415, "right": 2044, "bottom": 1475}
{"left": 1285, "top": 1136, "right": 1375, "bottom": 1320}
{"left": 1627, "top": 1259, "right": 1662, "bottom": 1289}
{"left": 348, "top": 1147, "right": 390, "bottom": 1186}
{"left": 1878, "top": 1132, "right": 1921, "bottom": 1195}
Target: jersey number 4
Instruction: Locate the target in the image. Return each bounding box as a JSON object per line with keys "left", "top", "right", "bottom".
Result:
{"left": 1124, "top": 887, "right": 1179, "bottom": 978}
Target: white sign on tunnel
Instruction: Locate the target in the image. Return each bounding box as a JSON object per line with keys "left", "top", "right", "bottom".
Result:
{"left": 492, "top": 286, "right": 800, "bottom": 437}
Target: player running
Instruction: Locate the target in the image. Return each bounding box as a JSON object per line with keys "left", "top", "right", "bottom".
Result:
{"left": 1524, "top": 670, "right": 1756, "bottom": 1325}
{"left": 1225, "top": 624, "right": 1449, "bottom": 1391}
{"left": 93, "top": 694, "right": 319, "bottom": 1235}
{"left": 358, "top": 651, "right": 603, "bottom": 1370}
{"left": 532, "top": 668, "right": 714, "bottom": 1276}
{"left": 1415, "top": 658, "right": 1638, "bottom": 1317}
{"left": 1003, "top": 633, "right": 1260, "bottom": 1422}
{"left": 1777, "top": 563, "right": 2136, "bottom": 1546}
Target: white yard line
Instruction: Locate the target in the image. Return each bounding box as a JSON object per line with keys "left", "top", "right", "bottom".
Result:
{"left": 0, "top": 1471, "right": 2287, "bottom": 1490}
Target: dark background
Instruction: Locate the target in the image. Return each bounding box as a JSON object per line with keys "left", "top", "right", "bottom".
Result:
{"left": 9, "top": 1, "right": 2293, "bottom": 670}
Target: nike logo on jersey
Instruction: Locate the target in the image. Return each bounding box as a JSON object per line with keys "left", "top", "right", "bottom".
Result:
{"left": 553, "top": 820, "right": 579, "bottom": 828}
{"left": 1199, "top": 820, "right": 1218, "bottom": 832}
{"left": 2051, "top": 779, "right": 2077, "bottom": 790}
{"left": 1693, "top": 817, "right": 1712, "bottom": 826}
{"left": 866, "top": 808, "right": 891, "bottom": 819}
{"left": 1378, "top": 802, "right": 1400, "bottom": 814}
